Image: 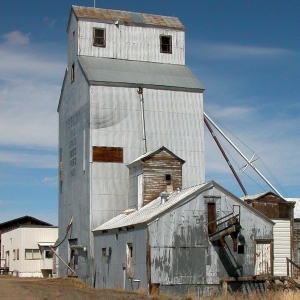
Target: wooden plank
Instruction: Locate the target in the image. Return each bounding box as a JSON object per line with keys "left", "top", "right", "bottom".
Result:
{"left": 93, "top": 146, "right": 123, "bottom": 163}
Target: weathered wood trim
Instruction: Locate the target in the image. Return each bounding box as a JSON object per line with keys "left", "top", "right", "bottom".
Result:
{"left": 92, "top": 146, "right": 123, "bottom": 163}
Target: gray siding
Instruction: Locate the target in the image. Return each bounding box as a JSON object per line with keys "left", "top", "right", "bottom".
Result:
{"left": 77, "top": 20, "right": 185, "bottom": 64}
{"left": 94, "top": 227, "right": 148, "bottom": 290}
{"left": 58, "top": 57, "right": 91, "bottom": 280}
{"left": 89, "top": 86, "right": 204, "bottom": 228}
{"left": 148, "top": 186, "right": 273, "bottom": 295}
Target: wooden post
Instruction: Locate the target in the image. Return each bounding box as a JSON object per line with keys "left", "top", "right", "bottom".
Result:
{"left": 222, "top": 281, "right": 228, "bottom": 296}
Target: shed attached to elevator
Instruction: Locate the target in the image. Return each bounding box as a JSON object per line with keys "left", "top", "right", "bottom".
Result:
{"left": 242, "top": 191, "right": 295, "bottom": 276}
{"left": 93, "top": 181, "right": 274, "bottom": 297}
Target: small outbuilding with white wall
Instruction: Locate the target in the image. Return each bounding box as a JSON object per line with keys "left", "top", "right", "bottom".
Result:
{"left": 1, "top": 225, "right": 58, "bottom": 277}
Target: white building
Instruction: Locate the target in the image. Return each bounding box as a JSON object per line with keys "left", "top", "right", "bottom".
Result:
{"left": 1, "top": 226, "right": 58, "bottom": 277}
{"left": 58, "top": 6, "right": 204, "bottom": 284}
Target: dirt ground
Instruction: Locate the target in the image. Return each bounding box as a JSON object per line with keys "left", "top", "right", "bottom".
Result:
{"left": 0, "top": 275, "right": 150, "bottom": 300}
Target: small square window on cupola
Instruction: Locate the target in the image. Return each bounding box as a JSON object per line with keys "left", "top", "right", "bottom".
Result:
{"left": 93, "top": 28, "right": 106, "bottom": 47}
{"left": 160, "top": 35, "right": 172, "bottom": 53}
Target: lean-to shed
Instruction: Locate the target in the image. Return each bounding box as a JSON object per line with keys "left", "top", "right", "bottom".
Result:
{"left": 242, "top": 191, "right": 295, "bottom": 276}
{"left": 93, "top": 181, "right": 274, "bottom": 297}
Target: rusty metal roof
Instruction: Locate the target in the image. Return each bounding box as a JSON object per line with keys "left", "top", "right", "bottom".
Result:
{"left": 72, "top": 6, "right": 185, "bottom": 30}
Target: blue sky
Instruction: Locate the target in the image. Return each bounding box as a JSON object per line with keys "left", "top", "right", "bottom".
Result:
{"left": 0, "top": 1, "right": 299, "bottom": 225}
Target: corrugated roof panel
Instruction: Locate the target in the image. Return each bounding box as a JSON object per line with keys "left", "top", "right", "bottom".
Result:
{"left": 72, "top": 6, "right": 185, "bottom": 30}
{"left": 78, "top": 56, "right": 204, "bottom": 91}
{"left": 93, "top": 182, "right": 209, "bottom": 232}
{"left": 128, "top": 12, "right": 144, "bottom": 24}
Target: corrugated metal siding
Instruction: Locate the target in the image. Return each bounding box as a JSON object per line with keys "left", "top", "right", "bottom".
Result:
{"left": 272, "top": 219, "right": 291, "bottom": 276}
{"left": 78, "top": 21, "right": 185, "bottom": 64}
{"left": 58, "top": 49, "right": 92, "bottom": 281}
{"left": 89, "top": 86, "right": 204, "bottom": 228}
{"left": 93, "top": 228, "right": 148, "bottom": 290}
{"left": 148, "top": 186, "right": 273, "bottom": 293}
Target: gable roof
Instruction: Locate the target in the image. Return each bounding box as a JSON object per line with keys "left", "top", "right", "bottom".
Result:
{"left": 93, "top": 181, "right": 274, "bottom": 233}
{"left": 0, "top": 215, "right": 52, "bottom": 231}
{"left": 127, "top": 146, "right": 185, "bottom": 168}
{"left": 241, "top": 191, "right": 288, "bottom": 203}
{"left": 77, "top": 56, "right": 204, "bottom": 92}
{"left": 70, "top": 6, "right": 185, "bottom": 31}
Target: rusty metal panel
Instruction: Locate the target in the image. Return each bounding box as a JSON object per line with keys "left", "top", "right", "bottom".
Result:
{"left": 73, "top": 6, "right": 185, "bottom": 30}
{"left": 92, "top": 146, "right": 123, "bottom": 163}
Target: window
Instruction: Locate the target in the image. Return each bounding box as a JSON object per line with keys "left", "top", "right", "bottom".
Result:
{"left": 165, "top": 174, "right": 172, "bottom": 181}
{"left": 102, "top": 248, "right": 106, "bottom": 258}
{"left": 25, "top": 249, "right": 40, "bottom": 260}
{"left": 126, "top": 243, "right": 134, "bottom": 278}
{"left": 45, "top": 250, "right": 52, "bottom": 259}
{"left": 17, "top": 249, "right": 19, "bottom": 260}
{"left": 13, "top": 250, "right": 16, "bottom": 260}
{"left": 71, "top": 63, "right": 75, "bottom": 82}
{"left": 160, "top": 35, "right": 172, "bottom": 53}
{"left": 93, "top": 28, "right": 106, "bottom": 47}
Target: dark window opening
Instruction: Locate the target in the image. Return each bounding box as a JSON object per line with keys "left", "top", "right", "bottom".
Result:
{"left": 128, "top": 243, "right": 133, "bottom": 258}
{"left": 71, "top": 63, "right": 75, "bottom": 82}
{"left": 102, "top": 248, "right": 106, "bottom": 258}
{"left": 165, "top": 174, "right": 172, "bottom": 181}
{"left": 238, "top": 245, "right": 245, "bottom": 254}
{"left": 45, "top": 250, "right": 52, "bottom": 259}
{"left": 207, "top": 203, "right": 217, "bottom": 235}
{"left": 160, "top": 35, "right": 172, "bottom": 53}
{"left": 93, "top": 28, "right": 106, "bottom": 47}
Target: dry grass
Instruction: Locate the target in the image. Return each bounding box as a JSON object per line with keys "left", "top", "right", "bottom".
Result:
{"left": 3, "top": 276, "right": 299, "bottom": 300}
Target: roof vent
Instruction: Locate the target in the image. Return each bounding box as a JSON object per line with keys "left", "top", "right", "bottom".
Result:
{"left": 160, "top": 191, "right": 169, "bottom": 204}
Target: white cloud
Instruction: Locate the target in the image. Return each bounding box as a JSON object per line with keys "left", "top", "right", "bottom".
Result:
{"left": 188, "top": 41, "right": 296, "bottom": 60}
{"left": 0, "top": 34, "right": 65, "bottom": 149}
{"left": 0, "top": 150, "right": 57, "bottom": 169}
{"left": 3, "top": 31, "right": 31, "bottom": 45}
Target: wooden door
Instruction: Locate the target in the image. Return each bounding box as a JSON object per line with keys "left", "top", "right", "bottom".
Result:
{"left": 208, "top": 203, "right": 217, "bottom": 235}
{"left": 255, "top": 240, "right": 272, "bottom": 275}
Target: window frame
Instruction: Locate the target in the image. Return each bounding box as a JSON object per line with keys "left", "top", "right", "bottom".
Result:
{"left": 93, "top": 28, "right": 106, "bottom": 47}
{"left": 71, "top": 62, "right": 75, "bottom": 83}
{"left": 25, "top": 249, "right": 41, "bottom": 260}
{"left": 160, "top": 35, "right": 172, "bottom": 54}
